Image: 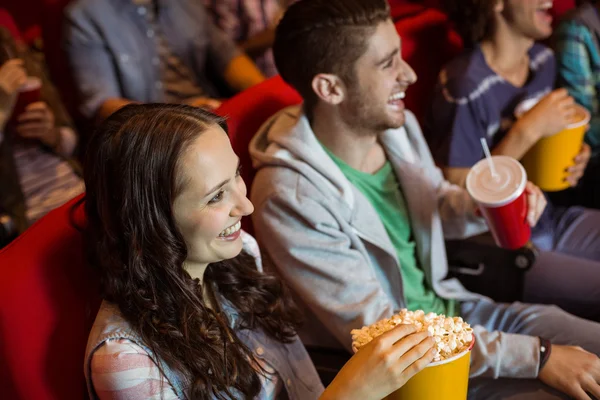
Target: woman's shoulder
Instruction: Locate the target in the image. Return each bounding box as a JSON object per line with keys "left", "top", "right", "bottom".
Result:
{"left": 91, "top": 338, "right": 180, "bottom": 400}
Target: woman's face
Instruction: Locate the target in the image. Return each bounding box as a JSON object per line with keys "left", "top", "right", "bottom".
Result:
{"left": 173, "top": 124, "right": 254, "bottom": 266}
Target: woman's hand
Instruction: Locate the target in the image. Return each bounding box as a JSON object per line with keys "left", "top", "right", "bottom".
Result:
{"left": 320, "top": 324, "right": 436, "bottom": 400}
{"left": 15, "top": 102, "right": 60, "bottom": 149}
{"left": 0, "top": 59, "right": 27, "bottom": 129}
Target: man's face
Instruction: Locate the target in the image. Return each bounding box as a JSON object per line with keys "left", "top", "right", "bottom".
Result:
{"left": 501, "top": 0, "right": 554, "bottom": 40}
{"left": 339, "top": 19, "right": 417, "bottom": 134}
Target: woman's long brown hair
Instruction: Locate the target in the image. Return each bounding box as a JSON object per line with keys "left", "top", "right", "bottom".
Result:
{"left": 83, "top": 104, "right": 302, "bottom": 399}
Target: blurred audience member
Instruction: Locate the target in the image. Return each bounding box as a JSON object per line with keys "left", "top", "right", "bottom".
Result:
{"left": 63, "top": 0, "right": 266, "bottom": 122}
{"left": 427, "top": 0, "right": 600, "bottom": 208}
{"left": 555, "top": 0, "right": 600, "bottom": 153}
{"left": 204, "top": 0, "right": 295, "bottom": 77}
{"left": 0, "top": 27, "right": 84, "bottom": 247}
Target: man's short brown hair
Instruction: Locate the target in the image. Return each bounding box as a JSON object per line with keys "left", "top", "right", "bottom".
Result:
{"left": 273, "top": 0, "right": 391, "bottom": 112}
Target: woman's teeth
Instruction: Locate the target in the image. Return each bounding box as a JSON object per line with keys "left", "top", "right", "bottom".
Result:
{"left": 219, "top": 221, "right": 241, "bottom": 237}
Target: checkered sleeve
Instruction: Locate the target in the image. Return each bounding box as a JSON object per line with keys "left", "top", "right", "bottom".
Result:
{"left": 204, "top": 0, "right": 244, "bottom": 42}
{"left": 555, "top": 21, "right": 600, "bottom": 150}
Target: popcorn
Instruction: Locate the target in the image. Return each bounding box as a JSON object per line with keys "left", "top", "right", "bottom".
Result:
{"left": 350, "top": 309, "right": 474, "bottom": 362}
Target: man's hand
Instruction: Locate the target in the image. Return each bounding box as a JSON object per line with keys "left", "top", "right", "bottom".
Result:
{"left": 566, "top": 143, "right": 591, "bottom": 187}
{"left": 0, "top": 59, "right": 27, "bottom": 129}
{"left": 525, "top": 181, "right": 546, "bottom": 227}
{"left": 15, "top": 102, "right": 59, "bottom": 148}
{"left": 539, "top": 344, "right": 600, "bottom": 400}
{"left": 518, "top": 89, "right": 577, "bottom": 140}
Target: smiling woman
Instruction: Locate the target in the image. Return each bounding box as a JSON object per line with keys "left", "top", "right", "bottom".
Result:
{"left": 82, "top": 103, "right": 305, "bottom": 399}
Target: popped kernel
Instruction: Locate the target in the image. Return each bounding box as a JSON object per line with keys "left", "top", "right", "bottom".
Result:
{"left": 350, "top": 309, "right": 474, "bottom": 362}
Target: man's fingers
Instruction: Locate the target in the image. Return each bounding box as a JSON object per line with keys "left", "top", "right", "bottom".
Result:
{"left": 550, "top": 88, "right": 569, "bottom": 99}
{"left": 582, "top": 376, "right": 600, "bottom": 400}
{"left": 575, "top": 144, "right": 592, "bottom": 163}
{"left": 571, "top": 386, "right": 592, "bottom": 400}
{"left": 525, "top": 183, "right": 545, "bottom": 226}
{"left": 536, "top": 195, "right": 547, "bottom": 223}
{"left": 527, "top": 190, "right": 538, "bottom": 226}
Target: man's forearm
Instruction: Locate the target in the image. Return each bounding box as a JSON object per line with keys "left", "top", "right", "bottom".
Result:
{"left": 223, "top": 54, "right": 266, "bottom": 92}
{"left": 491, "top": 121, "right": 541, "bottom": 160}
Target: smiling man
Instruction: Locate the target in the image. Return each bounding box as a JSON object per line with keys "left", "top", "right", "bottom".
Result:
{"left": 250, "top": 0, "right": 600, "bottom": 399}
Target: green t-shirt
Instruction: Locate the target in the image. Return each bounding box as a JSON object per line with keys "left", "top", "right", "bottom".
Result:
{"left": 323, "top": 147, "right": 456, "bottom": 316}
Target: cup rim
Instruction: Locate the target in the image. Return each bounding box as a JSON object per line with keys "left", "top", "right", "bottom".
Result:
{"left": 566, "top": 104, "right": 591, "bottom": 130}
{"left": 426, "top": 336, "right": 475, "bottom": 368}
{"left": 466, "top": 156, "right": 527, "bottom": 208}
{"left": 18, "top": 76, "right": 42, "bottom": 92}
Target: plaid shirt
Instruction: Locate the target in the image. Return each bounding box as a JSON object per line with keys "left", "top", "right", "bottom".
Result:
{"left": 555, "top": 16, "right": 600, "bottom": 152}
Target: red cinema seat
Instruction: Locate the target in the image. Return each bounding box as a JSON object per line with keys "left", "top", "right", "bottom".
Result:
{"left": 214, "top": 76, "right": 302, "bottom": 235}
{"left": 551, "top": 0, "right": 576, "bottom": 22}
{"left": 0, "top": 3, "right": 42, "bottom": 46}
{"left": 0, "top": 194, "right": 100, "bottom": 400}
{"left": 0, "top": 9, "right": 24, "bottom": 42}
{"left": 395, "top": 7, "right": 463, "bottom": 125}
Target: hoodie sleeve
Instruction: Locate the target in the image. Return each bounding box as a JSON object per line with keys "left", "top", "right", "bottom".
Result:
{"left": 469, "top": 326, "right": 540, "bottom": 379}
{"left": 251, "top": 181, "right": 398, "bottom": 351}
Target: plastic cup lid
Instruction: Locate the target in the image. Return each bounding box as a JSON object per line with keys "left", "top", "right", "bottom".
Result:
{"left": 466, "top": 156, "right": 527, "bottom": 208}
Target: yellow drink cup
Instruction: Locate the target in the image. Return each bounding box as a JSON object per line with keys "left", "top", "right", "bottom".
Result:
{"left": 385, "top": 339, "right": 475, "bottom": 400}
{"left": 520, "top": 104, "right": 590, "bottom": 192}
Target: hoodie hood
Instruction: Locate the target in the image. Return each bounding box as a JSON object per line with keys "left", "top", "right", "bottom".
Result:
{"left": 249, "top": 105, "right": 357, "bottom": 209}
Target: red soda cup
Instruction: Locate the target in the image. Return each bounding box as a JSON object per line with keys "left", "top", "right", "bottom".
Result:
{"left": 466, "top": 156, "right": 530, "bottom": 250}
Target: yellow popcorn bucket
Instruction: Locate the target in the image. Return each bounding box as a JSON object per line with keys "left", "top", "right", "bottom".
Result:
{"left": 385, "top": 338, "right": 475, "bottom": 400}
{"left": 519, "top": 104, "right": 590, "bottom": 192}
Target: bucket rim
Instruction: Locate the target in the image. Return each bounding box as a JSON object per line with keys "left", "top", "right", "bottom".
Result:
{"left": 425, "top": 336, "right": 475, "bottom": 368}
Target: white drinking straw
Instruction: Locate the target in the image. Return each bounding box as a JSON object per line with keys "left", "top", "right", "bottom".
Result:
{"left": 480, "top": 138, "right": 498, "bottom": 180}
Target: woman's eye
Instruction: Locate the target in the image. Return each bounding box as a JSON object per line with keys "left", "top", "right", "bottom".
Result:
{"left": 209, "top": 190, "right": 225, "bottom": 204}
{"left": 383, "top": 59, "right": 394, "bottom": 69}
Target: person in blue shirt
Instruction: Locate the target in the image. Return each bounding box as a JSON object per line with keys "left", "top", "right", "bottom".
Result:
{"left": 63, "top": 0, "right": 266, "bottom": 122}
{"left": 426, "top": 0, "right": 600, "bottom": 321}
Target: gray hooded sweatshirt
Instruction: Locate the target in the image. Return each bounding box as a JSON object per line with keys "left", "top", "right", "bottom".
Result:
{"left": 249, "top": 105, "right": 541, "bottom": 379}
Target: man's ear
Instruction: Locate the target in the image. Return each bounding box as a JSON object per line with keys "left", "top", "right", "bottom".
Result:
{"left": 311, "top": 73, "right": 346, "bottom": 106}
